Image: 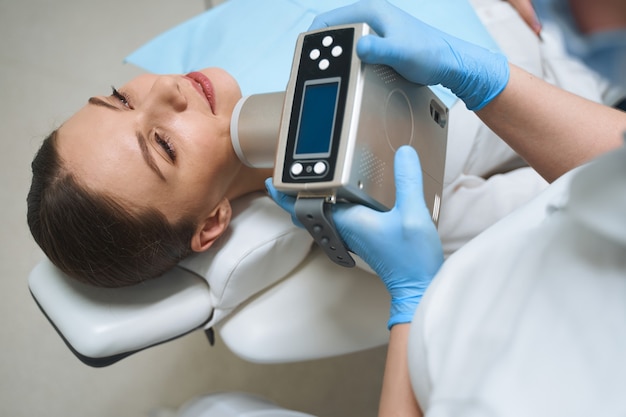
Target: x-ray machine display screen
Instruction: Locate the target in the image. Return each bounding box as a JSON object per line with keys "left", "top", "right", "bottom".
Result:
{"left": 294, "top": 78, "right": 341, "bottom": 158}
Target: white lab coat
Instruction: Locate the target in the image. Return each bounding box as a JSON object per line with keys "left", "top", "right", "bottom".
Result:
{"left": 409, "top": 142, "right": 626, "bottom": 416}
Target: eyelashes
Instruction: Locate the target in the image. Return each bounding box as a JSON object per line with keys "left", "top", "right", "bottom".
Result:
{"left": 111, "top": 86, "right": 132, "bottom": 108}
{"left": 155, "top": 133, "right": 176, "bottom": 162}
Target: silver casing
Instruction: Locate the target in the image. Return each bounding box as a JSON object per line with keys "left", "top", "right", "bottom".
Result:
{"left": 273, "top": 23, "right": 448, "bottom": 224}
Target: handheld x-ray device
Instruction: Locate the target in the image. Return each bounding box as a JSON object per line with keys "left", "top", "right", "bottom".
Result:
{"left": 231, "top": 23, "right": 448, "bottom": 267}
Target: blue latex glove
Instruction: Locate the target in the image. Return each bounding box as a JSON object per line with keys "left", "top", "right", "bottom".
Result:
{"left": 309, "top": 0, "right": 510, "bottom": 111}
{"left": 266, "top": 146, "right": 443, "bottom": 328}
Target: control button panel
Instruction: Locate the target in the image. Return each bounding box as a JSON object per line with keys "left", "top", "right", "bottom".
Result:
{"left": 306, "top": 33, "right": 345, "bottom": 71}
{"left": 289, "top": 160, "right": 328, "bottom": 179}
{"left": 282, "top": 27, "right": 355, "bottom": 184}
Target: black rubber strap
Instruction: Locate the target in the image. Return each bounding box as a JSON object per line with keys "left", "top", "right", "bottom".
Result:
{"left": 295, "top": 197, "right": 355, "bottom": 267}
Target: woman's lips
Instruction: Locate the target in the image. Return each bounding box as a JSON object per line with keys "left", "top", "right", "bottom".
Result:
{"left": 184, "top": 71, "right": 216, "bottom": 114}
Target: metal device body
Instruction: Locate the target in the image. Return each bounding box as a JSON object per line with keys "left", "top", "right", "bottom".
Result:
{"left": 231, "top": 23, "right": 449, "bottom": 267}
{"left": 273, "top": 23, "right": 448, "bottom": 221}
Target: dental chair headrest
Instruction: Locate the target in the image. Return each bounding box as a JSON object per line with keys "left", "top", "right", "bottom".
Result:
{"left": 29, "top": 261, "right": 210, "bottom": 367}
{"left": 29, "top": 192, "right": 313, "bottom": 367}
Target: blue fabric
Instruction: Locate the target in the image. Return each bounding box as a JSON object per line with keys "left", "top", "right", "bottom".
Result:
{"left": 125, "top": 0, "right": 500, "bottom": 107}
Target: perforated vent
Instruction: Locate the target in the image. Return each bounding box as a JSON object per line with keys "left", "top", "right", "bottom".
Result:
{"left": 372, "top": 65, "right": 400, "bottom": 84}
{"left": 358, "top": 147, "right": 387, "bottom": 187}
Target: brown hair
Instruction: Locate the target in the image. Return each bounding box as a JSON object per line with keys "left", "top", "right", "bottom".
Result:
{"left": 27, "top": 131, "right": 197, "bottom": 287}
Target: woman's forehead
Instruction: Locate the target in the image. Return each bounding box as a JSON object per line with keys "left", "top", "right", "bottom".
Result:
{"left": 57, "top": 104, "right": 146, "bottom": 186}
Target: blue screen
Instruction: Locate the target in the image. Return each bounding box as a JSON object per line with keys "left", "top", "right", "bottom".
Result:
{"left": 294, "top": 79, "right": 340, "bottom": 157}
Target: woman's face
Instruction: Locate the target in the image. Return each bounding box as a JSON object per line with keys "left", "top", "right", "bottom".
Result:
{"left": 57, "top": 68, "right": 243, "bottom": 225}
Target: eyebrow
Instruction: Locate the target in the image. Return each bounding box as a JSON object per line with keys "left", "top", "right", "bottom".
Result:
{"left": 88, "top": 96, "right": 166, "bottom": 181}
{"left": 88, "top": 97, "right": 120, "bottom": 111}
{"left": 136, "top": 131, "right": 166, "bottom": 182}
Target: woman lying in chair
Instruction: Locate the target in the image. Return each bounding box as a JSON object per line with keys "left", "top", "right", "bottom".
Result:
{"left": 27, "top": 68, "right": 271, "bottom": 287}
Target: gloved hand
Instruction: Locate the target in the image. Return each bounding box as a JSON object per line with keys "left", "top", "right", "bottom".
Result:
{"left": 266, "top": 146, "right": 443, "bottom": 329}
{"left": 309, "top": 0, "right": 510, "bottom": 110}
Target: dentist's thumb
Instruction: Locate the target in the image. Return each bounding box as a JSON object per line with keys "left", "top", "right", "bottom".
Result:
{"left": 393, "top": 146, "right": 428, "bottom": 216}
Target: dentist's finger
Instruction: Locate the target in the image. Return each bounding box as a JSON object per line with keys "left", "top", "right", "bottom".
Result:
{"left": 265, "top": 178, "right": 305, "bottom": 228}
{"left": 393, "top": 146, "right": 428, "bottom": 216}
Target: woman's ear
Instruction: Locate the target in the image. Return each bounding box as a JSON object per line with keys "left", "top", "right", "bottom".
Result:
{"left": 190, "top": 198, "right": 232, "bottom": 252}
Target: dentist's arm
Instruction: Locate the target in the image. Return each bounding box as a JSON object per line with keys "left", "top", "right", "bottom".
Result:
{"left": 267, "top": 146, "right": 442, "bottom": 416}
{"left": 310, "top": 0, "right": 626, "bottom": 182}
{"left": 476, "top": 65, "right": 626, "bottom": 182}
{"left": 379, "top": 323, "right": 421, "bottom": 417}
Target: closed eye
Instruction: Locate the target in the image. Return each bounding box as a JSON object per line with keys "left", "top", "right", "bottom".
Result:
{"left": 155, "top": 133, "right": 176, "bottom": 162}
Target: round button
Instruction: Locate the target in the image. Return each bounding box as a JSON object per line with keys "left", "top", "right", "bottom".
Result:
{"left": 309, "top": 48, "right": 320, "bottom": 60}
{"left": 313, "top": 161, "right": 327, "bottom": 175}
{"left": 319, "top": 59, "right": 330, "bottom": 70}
{"left": 322, "top": 35, "right": 333, "bottom": 47}
{"left": 331, "top": 45, "right": 343, "bottom": 57}
{"left": 291, "top": 162, "right": 303, "bottom": 176}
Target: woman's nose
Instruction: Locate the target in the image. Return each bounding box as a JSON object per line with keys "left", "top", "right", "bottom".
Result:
{"left": 149, "top": 75, "right": 187, "bottom": 112}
